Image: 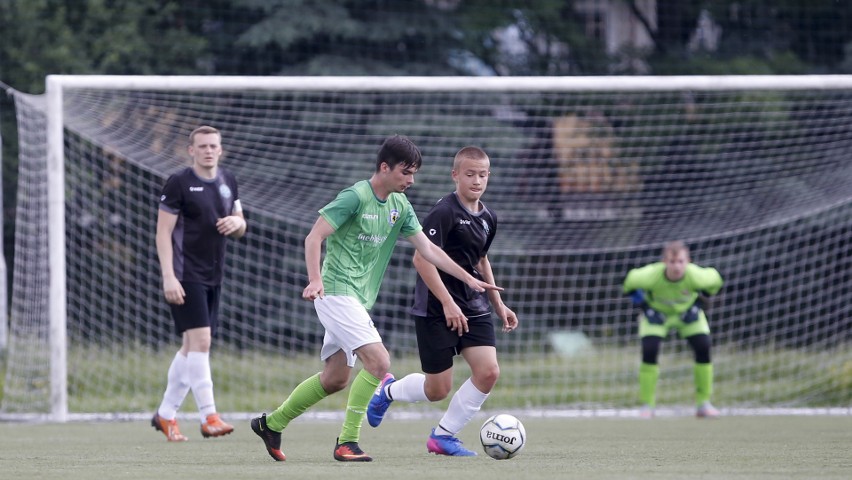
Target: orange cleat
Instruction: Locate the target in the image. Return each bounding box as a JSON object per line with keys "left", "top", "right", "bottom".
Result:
{"left": 200, "top": 413, "right": 234, "bottom": 438}
{"left": 333, "top": 438, "right": 373, "bottom": 462}
{"left": 151, "top": 412, "right": 189, "bottom": 442}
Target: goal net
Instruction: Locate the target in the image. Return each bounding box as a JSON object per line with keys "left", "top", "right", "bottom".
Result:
{"left": 3, "top": 76, "right": 851, "bottom": 420}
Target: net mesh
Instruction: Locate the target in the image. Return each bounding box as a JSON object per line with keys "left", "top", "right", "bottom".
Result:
{"left": 3, "top": 79, "right": 851, "bottom": 415}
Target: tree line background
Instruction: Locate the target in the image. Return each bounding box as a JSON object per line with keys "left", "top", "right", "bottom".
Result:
{"left": 1, "top": 0, "right": 852, "bottom": 283}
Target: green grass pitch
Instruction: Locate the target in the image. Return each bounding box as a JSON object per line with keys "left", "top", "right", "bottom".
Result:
{"left": 1, "top": 415, "right": 850, "bottom": 479}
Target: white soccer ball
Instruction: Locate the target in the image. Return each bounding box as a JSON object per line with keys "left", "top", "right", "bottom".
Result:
{"left": 479, "top": 414, "right": 526, "bottom": 460}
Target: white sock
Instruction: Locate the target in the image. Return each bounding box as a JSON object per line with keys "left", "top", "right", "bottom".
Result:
{"left": 157, "top": 352, "right": 189, "bottom": 420}
{"left": 434, "top": 378, "right": 488, "bottom": 436}
{"left": 186, "top": 351, "right": 217, "bottom": 420}
{"left": 387, "top": 373, "right": 428, "bottom": 402}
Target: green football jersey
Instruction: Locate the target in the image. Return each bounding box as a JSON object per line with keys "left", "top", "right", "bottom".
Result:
{"left": 623, "top": 262, "right": 723, "bottom": 315}
{"left": 319, "top": 180, "right": 422, "bottom": 309}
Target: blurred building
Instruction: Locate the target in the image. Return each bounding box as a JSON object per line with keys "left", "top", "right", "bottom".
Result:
{"left": 575, "top": 0, "right": 656, "bottom": 54}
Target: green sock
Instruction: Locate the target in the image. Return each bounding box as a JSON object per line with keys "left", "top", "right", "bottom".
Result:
{"left": 337, "top": 369, "right": 380, "bottom": 444}
{"left": 639, "top": 362, "right": 659, "bottom": 407}
{"left": 694, "top": 363, "right": 714, "bottom": 405}
{"left": 266, "top": 373, "right": 328, "bottom": 432}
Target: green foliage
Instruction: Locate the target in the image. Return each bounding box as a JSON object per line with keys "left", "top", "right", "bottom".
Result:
{"left": 455, "top": 0, "right": 608, "bottom": 75}
{"left": 703, "top": 0, "right": 852, "bottom": 67}
{"left": 0, "top": 0, "right": 211, "bottom": 94}
{"left": 233, "top": 0, "right": 463, "bottom": 75}
{"left": 0, "top": 1, "right": 851, "bottom": 92}
{"left": 652, "top": 52, "right": 809, "bottom": 76}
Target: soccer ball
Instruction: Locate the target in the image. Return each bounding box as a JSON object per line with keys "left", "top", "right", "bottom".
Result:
{"left": 479, "top": 414, "right": 526, "bottom": 460}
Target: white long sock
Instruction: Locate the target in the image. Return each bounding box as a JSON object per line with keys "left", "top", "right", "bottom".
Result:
{"left": 157, "top": 352, "right": 189, "bottom": 420}
{"left": 434, "top": 378, "right": 488, "bottom": 436}
{"left": 387, "top": 373, "right": 428, "bottom": 402}
{"left": 157, "top": 352, "right": 190, "bottom": 419}
{"left": 186, "top": 351, "right": 217, "bottom": 420}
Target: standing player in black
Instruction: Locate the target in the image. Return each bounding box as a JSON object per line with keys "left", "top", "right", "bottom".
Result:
{"left": 366, "top": 146, "right": 518, "bottom": 456}
{"left": 152, "top": 125, "right": 246, "bottom": 441}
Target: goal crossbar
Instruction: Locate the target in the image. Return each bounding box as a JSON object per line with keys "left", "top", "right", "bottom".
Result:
{"left": 48, "top": 74, "right": 852, "bottom": 92}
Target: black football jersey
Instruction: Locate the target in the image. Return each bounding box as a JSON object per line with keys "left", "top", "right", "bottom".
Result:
{"left": 159, "top": 167, "right": 239, "bottom": 286}
{"left": 411, "top": 192, "right": 497, "bottom": 318}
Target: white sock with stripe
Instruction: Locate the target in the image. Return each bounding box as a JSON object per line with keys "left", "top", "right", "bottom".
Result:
{"left": 386, "top": 373, "right": 428, "bottom": 402}
{"left": 434, "top": 378, "right": 488, "bottom": 436}
{"left": 186, "top": 351, "right": 217, "bottom": 420}
{"left": 157, "top": 351, "right": 189, "bottom": 420}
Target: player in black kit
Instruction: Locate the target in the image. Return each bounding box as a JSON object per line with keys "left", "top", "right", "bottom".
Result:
{"left": 152, "top": 125, "right": 245, "bottom": 441}
{"left": 366, "top": 146, "right": 518, "bottom": 456}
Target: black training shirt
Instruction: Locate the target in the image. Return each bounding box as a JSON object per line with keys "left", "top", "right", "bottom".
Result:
{"left": 159, "top": 167, "right": 239, "bottom": 286}
{"left": 411, "top": 192, "right": 497, "bottom": 318}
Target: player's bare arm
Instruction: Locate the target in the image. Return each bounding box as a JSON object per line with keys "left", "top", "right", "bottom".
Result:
{"left": 155, "top": 209, "right": 185, "bottom": 305}
{"left": 413, "top": 250, "right": 468, "bottom": 335}
{"left": 408, "top": 231, "right": 502, "bottom": 293}
{"left": 302, "top": 216, "right": 335, "bottom": 300}
{"left": 477, "top": 255, "right": 518, "bottom": 332}
{"left": 216, "top": 211, "right": 246, "bottom": 238}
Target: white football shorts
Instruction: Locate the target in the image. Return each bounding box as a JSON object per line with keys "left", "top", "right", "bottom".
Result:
{"left": 314, "top": 295, "right": 383, "bottom": 367}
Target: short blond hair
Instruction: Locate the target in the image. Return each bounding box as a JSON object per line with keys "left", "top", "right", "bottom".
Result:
{"left": 452, "top": 146, "right": 489, "bottom": 171}
{"left": 662, "top": 240, "right": 690, "bottom": 258}
{"left": 189, "top": 125, "right": 221, "bottom": 145}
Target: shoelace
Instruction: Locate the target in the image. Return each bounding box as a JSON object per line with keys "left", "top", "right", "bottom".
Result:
{"left": 339, "top": 444, "right": 365, "bottom": 455}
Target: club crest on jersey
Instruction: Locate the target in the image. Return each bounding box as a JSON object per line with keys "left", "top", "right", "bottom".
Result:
{"left": 482, "top": 219, "right": 490, "bottom": 235}
{"left": 388, "top": 209, "right": 400, "bottom": 226}
{"left": 219, "top": 183, "right": 232, "bottom": 199}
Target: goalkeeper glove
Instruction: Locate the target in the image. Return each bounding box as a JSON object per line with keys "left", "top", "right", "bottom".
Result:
{"left": 682, "top": 291, "right": 712, "bottom": 324}
{"left": 681, "top": 302, "right": 701, "bottom": 324}
{"left": 642, "top": 305, "right": 666, "bottom": 325}
{"left": 628, "top": 289, "right": 645, "bottom": 306}
{"left": 628, "top": 290, "right": 665, "bottom": 324}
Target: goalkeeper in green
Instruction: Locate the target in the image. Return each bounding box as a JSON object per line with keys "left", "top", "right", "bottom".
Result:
{"left": 622, "top": 241, "right": 723, "bottom": 418}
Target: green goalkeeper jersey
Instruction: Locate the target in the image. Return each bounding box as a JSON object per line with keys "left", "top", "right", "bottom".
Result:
{"left": 318, "top": 180, "right": 422, "bottom": 310}
{"left": 623, "top": 262, "right": 723, "bottom": 315}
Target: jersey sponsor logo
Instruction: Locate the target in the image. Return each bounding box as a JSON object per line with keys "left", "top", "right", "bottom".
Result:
{"left": 388, "top": 209, "right": 400, "bottom": 226}
{"left": 459, "top": 219, "right": 471, "bottom": 225}
{"left": 189, "top": 186, "right": 204, "bottom": 192}
{"left": 357, "top": 233, "right": 388, "bottom": 245}
{"left": 362, "top": 213, "right": 379, "bottom": 220}
{"left": 219, "top": 184, "right": 232, "bottom": 199}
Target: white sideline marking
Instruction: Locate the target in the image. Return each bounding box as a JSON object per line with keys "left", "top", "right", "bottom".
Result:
{"left": 1, "top": 407, "right": 850, "bottom": 423}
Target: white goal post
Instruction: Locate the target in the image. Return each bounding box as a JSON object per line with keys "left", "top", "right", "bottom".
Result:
{"left": 0, "top": 122, "right": 6, "bottom": 356}
{"left": 4, "top": 74, "right": 852, "bottom": 421}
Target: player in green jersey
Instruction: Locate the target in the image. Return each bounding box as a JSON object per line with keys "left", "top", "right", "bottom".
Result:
{"left": 250, "top": 135, "right": 501, "bottom": 463}
{"left": 623, "top": 241, "right": 723, "bottom": 418}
